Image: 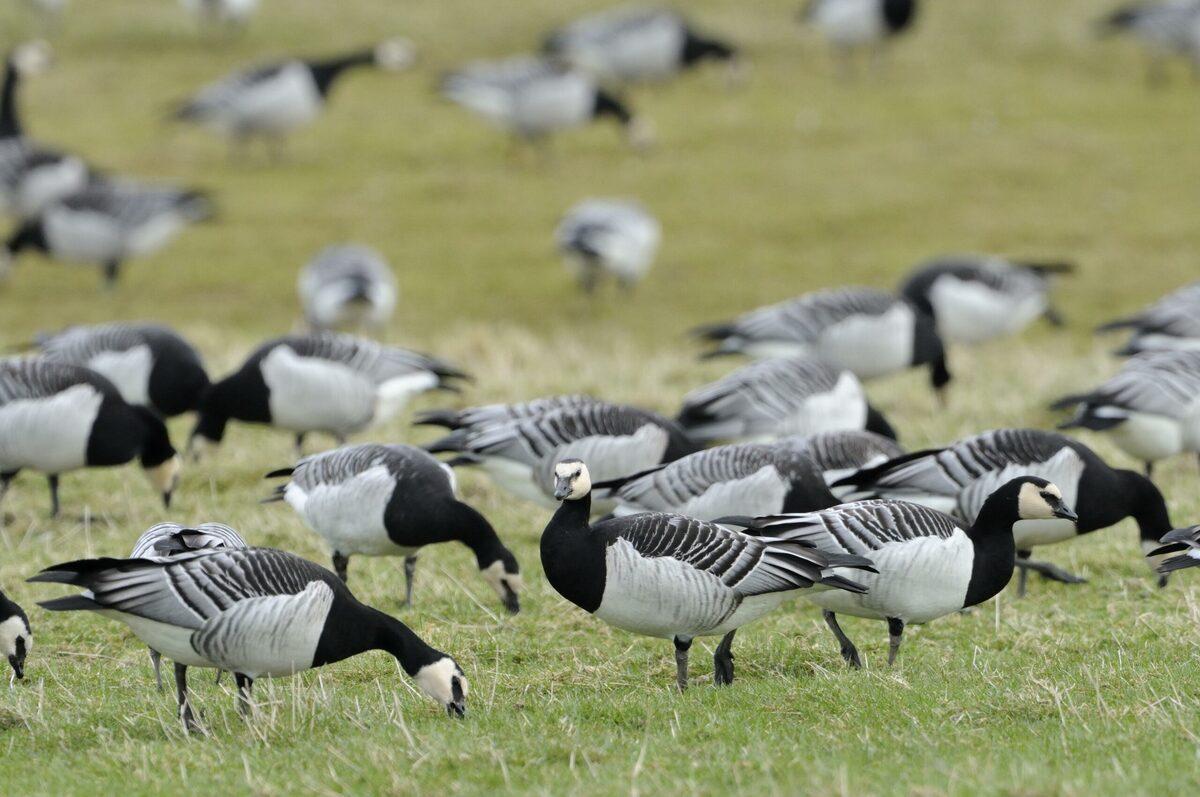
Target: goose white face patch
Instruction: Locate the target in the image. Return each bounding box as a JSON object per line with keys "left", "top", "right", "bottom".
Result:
{"left": 413, "top": 657, "right": 467, "bottom": 710}
{"left": 1017, "top": 482, "right": 1061, "bottom": 520}
{"left": 554, "top": 460, "right": 591, "bottom": 500}
{"left": 0, "top": 615, "right": 30, "bottom": 658}
{"left": 480, "top": 560, "right": 523, "bottom": 602}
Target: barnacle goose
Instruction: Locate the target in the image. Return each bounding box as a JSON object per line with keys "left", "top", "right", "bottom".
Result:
{"left": 1095, "top": 281, "right": 1200, "bottom": 355}
{"left": 31, "top": 547, "right": 468, "bottom": 730}
{"left": 1100, "top": 1, "right": 1200, "bottom": 83}
{"left": 0, "top": 358, "right": 180, "bottom": 517}
{"left": 833, "top": 429, "right": 1176, "bottom": 593}
{"left": 1, "top": 178, "right": 213, "bottom": 287}
{"left": 801, "top": 0, "right": 919, "bottom": 72}
{"left": 34, "top": 322, "right": 210, "bottom": 417}
{"left": 542, "top": 459, "right": 875, "bottom": 689}
{"left": 1149, "top": 525, "right": 1200, "bottom": 574}
{"left": 543, "top": 7, "right": 740, "bottom": 86}
{"left": 414, "top": 394, "right": 598, "bottom": 432}
{"left": 1050, "top": 350, "right": 1200, "bottom": 477}
{"left": 0, "top": 587, "right": 31, "bottom": 684}
{"left": 596, "top": 443, "right": 838, "bottom": 520}
{"left": 190, "top": 332, "right": 467, "bottom": 456}
{"left": 693, "top": 287, "right": 951, "bottom": 402}
{"left": 129, "top": 522, "right": 248, "bottom": 697}
{"left": 776, "top": 429, "right": 906, "bottom": 486}
{"left": 898, "top": 255, "right": 1074, "bottom": 346}
{"left": 440, "top": 56, "right": 654, "bottom": 151}
{"left": 264, "top": 444, "right": 522, "bottom": 613}
{"left": 179, "top": 0, "right": 259, "bottom": 27}
{"left": 425, "top": 400, "right": 697, "bottom": 513}
{"left": 727, "top": 477, "right": 1074, "bottom": 667}
{"left": 173, "top": 40, "right": 415, "bottom": 154}
{"left": 555, "top": 199, "right": 661, "bottom": 294}
{"left": 298, "top": 243, "right": 397, "bottom": 333}
{"left": 675, "top": 356, "right": 898, "bottom": 444}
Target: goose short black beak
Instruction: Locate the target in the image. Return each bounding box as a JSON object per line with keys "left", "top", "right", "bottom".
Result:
{"left": 502, "top": 589, "right": 520, "bottom": 615}
{"left": 162, "top": 491, "right": 173, "bottom": 509}
{"left": 9, "top": 657, "right": 24, "bottom": 680}
{"left": 553, "top": 482, "right": 571, "bottom": 500}
{"left": 1052, "top": 504, "right": 1078, "bottom": 523}
{"left": 447, "top": 700, "right": 466, "bottom": 719}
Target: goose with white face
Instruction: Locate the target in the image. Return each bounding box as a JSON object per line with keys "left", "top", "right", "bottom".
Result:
{"left": 554, "top": 459, "right": 591, "bottom": 501}
{"left": 1017, "top": 481, "right": 1077, "bottom": 523}
{"left": 479, "top": 560, "right": 522, "bottom": 614}
{"left": 413, "top": 657, "right": 468, "bottom": 718}
{"left": 0, "top": 615, "right": 31, "bottom": 684}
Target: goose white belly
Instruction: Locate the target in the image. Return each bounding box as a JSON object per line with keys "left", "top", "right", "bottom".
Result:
{"left": 929, "top": 278, "right": 1045, "bottom": 344}
{"left": 813, "top": 0, "right": 886, "bottom": 46}
{"left": 806, "top": 532, "right": 976, "bottom": 624}
{"left": 777, "top": 371, "right": 868, "bottom": 435}
{"left": 287, "top": 466, "right": 415, "bottom": 557}
{"left": 43, "top": 208, "right": 126, "bottom": 263}
{"left": 100, "top": 610, "right": 213, "bottom": 669}
{"left": 815, "top": 304, "right": 913, "bottom": 379}
{"left": 125, "top": 212, "right": 187, "bottom": 258}
{"left": 372, "top": 372, "right": 439, "bottom": 427}
{"left": 17, "top": 156, "right": 89, "bottom": 218}
{"left": 602, "top": 27, "right": 684, "bottom": 81}
{"left": 0, "top": 385, "right": 102, "bottom": 473}
{"left": 1012, "top": 518, "right": 1078, "bottom": 549}
{"left": 513, "top": 77, "right": 596, "bottom": 134}
{"left": 261, "top": 347, "right": 376, "bottom": 434}
{"left": 87, "top": 345, "right": 153, "bottom": 407}
{"left": 215, "top": 66, "right": 322, "bottom": 134}
{"left": 1106, "top": 412, "right": 1184, "bottom": 462}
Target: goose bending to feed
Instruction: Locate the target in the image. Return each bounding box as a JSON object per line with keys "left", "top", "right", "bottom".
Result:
{"left": 676, "top": 356, "right": 897, "bottom": 444}
{"left": 129, "top": 522, "right": 248, "bottom": 693}
{"left": 299, "top": 243, "right": 397, "bottom": 332}
{"left": 0, "top": 358, "right": 180, "bottom": 517}
{"left": 1050, "top": 350, "right": 1200, "bottom": 477}
{"left": 597, "top": 443, "right": 838, "bottom": 520}
{"left": 542, "top": 459, "right": 875, "bottom": 689}
{"left": 1, "top": 587, "right": 31, "bottom": 684}
{"left": 264, "top": 444, "right": 521, "bottom": 613}
{"left": 1, "top": 179, "right": 212, "bottom": 287}
{"left": 31, "top": 547, "right": 467, "bottom": 731}
{"left": 726, "top": 477, "right": 1075, "bottom": 667}
{"left": 1149, "top": 525, "right": 1200, "bottom": 574}
{"left": 173, "top": 40, "right": 415, "bottom": 156}
{"left": 555, "top": 199, "right": 661, "bottom": 294}
{"left": 777, "top": 429, "right": 906, "bottom": 486}
{"left": 414, "top": 394, "right": 598, "bottom": 432}
{"left": 1100, "top": 1, "right": 1200, "bottom": 83}
{"left": 1096, "top": 281, "right": 1200, "bottom": 355}
{"left": 801, "top": 0, "right": 919, "bottom": 75}
{"left": 440, "top": 56, "right": 653, "bottom": 151}
{"left": 425, "top": 400, "right": 697, "bottom": 513}
{"left": 693, "top": 287, "right": 950, "bottom": 403}
{"left": 833, "top": 429, "right": 1176, "bottom": 593}
{"left": 33, "top": 322, "right": 209, "bottom": 417}
{"left": 190, "top": 332, "right": 467, "bottom": 456}
{"left": 543, "top": 7, "right": 740, "bottom": 86}
{"left": 898, "top": 255, "right": 1074, "bottom": 345}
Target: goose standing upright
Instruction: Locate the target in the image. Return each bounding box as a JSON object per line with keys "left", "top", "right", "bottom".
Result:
{"left": 264, "top": 444, "right": 522, "bottom": 613}
{"left": 727, "top": 477, "right": 1075, "bottom": 667}
{"left": 298, "top": 243, "right": 397, "bottom": 333}
{"left": 1095, "top": 281, "right": 1200, "bottom": 355}
{"left": 541, "top": 459, "right": 875, "bottom": 689}
{"left": 0, "top": 587, "right": 31, "bottom": 684}
{"left": 31, "top": 547, "right": 468, "bottom": 730}
{"left": 555, "top": 199, "right": 661, "bottom": 294}
{"left": 0, "top": 358, "right": 180, "bottom": 516}
{"left": 776, "top": 429, "right": 906, "bottom": 485}
{"left": 801, "top": 0, "right": 919, "bottom": 74}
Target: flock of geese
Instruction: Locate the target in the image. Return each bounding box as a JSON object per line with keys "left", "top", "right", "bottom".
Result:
{"left": 3, "top": 0, "right": 1200, "bottom": 734}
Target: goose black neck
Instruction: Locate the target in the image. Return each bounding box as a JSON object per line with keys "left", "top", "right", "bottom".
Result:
{"left": 134, "top": 407, "right": 176, "bottom": 468}
{"left": 6, "top": 221, "right": 46, "bottom": 256}
{"left": 539, "top": 493, "right": 605, "bottom": 613}
{"left": 1118, "top": 469, "right": 1172, "bottom": 544}
{"left": 313, "top": 601, "right": 441, "bottom": 675}
{"left": 593, "top": 91, "right": 631, "bottom": 125}
{"left": 307, "top": 52, "right": 374, "bottom": 96}
{"left": 963, "top": 489, "right": 1018, "bottom": 606}
{"left": 373, "top": 608, "right": 444, "bottom": 676}
{"left": 0, "top": 61, "right": 21, "bottom": 138}
{"left": 681, "top": 34, "right": 735, "bottom": 65}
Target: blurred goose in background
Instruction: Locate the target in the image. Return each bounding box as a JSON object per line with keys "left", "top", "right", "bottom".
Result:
{"left": 440, "top": 56, "right": 653, "bottom": 151}
{"left": 265, "top": 444, "right": 522, "bottom": 613}
{"left": 425, "top": 400, "right": 697, "bottom": 513}
{"left": 555, "top": 199, "right": 660, "bottom": 294}
{"left": 0, "top": 179, "right": 212, "bottom": 287}
{"left": 724, "top": 477, "right": 1074, "bottom": 668}
{"left": 179, "top": 0, "right": 259, "bottom": 28}
{"left": 676, "top": 356, "right": 897, "bottom": 444}
{"left": 298, "top": 243, "right": 397, "bottom": 333}
{"left": 172, "top": 40, "right": 415, "bottom": 157}
{"left": 1095, "top": 280, "right": 1200, "bottom": 355}
{"left": 833, "top": 429, "right": 1176, "bottom": 593}
{"left": 0, "top": 358, "right": 180, "bottom": 517}
{"left": 801, "top": 0, "right": 919, "bottom": 74}
{"left": 693, "top": 288, "right": 951, "bottom": 403}
{"left": 1100, "top": 1, "right": 1200, "bottom": 83}
{"left": 190, "top": 332, "right": 467, "bottom": 456}
{"left": 542, "top": 459, "right": 875, "bottom": 689}
{"left": 31, "top": 547, "right": 468, "bottom": 730}
{"left": 414, "top": 394, "right": 598, "bottom": 432}
{"left": 0, "top": 587, "right": 31, "bottom": 684}
{"left": 898, "top": 255, "right": 1074, "bottom": 346}
{"left": 33, "top": 322, "right": 210, "bottom": 417}
{"left": 1050, "top": 350, "right": 1200, "bottom": 477}
{"left": 776, "top": 429, "right": 906, "bottom": 485}
{"left": 543, "top": 7, "right": 741, "bottom": 86}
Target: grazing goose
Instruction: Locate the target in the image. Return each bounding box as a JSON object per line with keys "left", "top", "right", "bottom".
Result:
{"left": 676, "top": 356, "right": 897, "bottom": 444}
{"left": 173, "top": 40, "right": 415, "bottom": 155}
{"left": 776, "top": 429, "right": 906, "bottom": 486}
{"left": 31, "top": 547, "right": 468, "bottom": 730}
{"left": 898, "top": 255, "right": 1074, "bottom": 345}
{"left": 440, "top": 56, "right": 653, "bottom": 151}
{"left": 833, "top": 429, "right": 1175, "bottom": 594}
{"left": 1, "top": 179, "right": 212, "bottom": 287}
{"left": 33, "top": 322, "right": 210, "bottom": 417}
{"left": 414, "top": 394, "right": 598, "bottom": 432}
{"left": 0, "top": 358, "right": 180, "bottom": 517}
{"left": 1050, "top": 350, "right": 1200, "bottom": 477}
{"left": 0, "top": 587, "right": 31, "bottom": 684}
{"left": 129, "top": 522, "right": 248, "bottom": 692}
{"left": 543, "top": 7, "right": 740, "bottom": 86}
{"left": 426, "top": 400, "right": 698, "bottom": 513}
{"left": 1100, "top": 1, "right": 1200, "bottom": 83}
{"left": 693, "top": 287, "right": 950, "bottom": 402}
{"left": 298, "top": 243, "right": 397, "bottom": 333}
{"left": 597, "top": 443, "right": 838, "bottom": 520}
{"left": 180, "top": 0, "right": 259, "bottom": 27}
{"left": 727, "top": 477, "right": 1075, "bottom": 667}
{"left": 555, "top": 199, "right": 661, "bottom": 294}
{"left": 542, "top": 459, "right": 875, "bottom": 689}
{"left": 801, "top": 0, "right": 919, "bottom": 73}
{"left": 1095, "top": 281, "right": 1200, "bottom": 355}
{"left": 264, "top": 444, "right": 521, "bottom": 613}
{"left": 1149, "top": 525, "right": 1200, "bottom": 574}
{"left": 190, "top": 332, "right": 467, "bottom": 456}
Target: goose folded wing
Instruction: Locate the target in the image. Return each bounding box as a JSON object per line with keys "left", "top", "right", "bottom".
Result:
{"left": 742, "top": 501, "right": 963, "bottom": 555}
{"left": 288, "top": 334, "right": 466, "bottom": 384}
{"left": 177, "top": 64, "right": 287, "bottom": 118}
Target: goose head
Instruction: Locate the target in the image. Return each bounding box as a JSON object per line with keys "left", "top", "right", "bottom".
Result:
{"left": 1013, "top": 477, "right": 1077, "bottom": 522}
{"left": 0, "top": 614, "right": 31, "bottom": 684}
{"left": 373, "top": 38, "right": 416, "bottom": 72}
{"left": 553, "top": 459, "right": 592, "bottom": 501}
{"left": 10, "top": 40, "right": 52, "bottom": 78}
{"left": 479, "top": 554, "right": 522, "bottom": 615}
{"left": 413, "top": 657, "right": 468, "bottom": 718}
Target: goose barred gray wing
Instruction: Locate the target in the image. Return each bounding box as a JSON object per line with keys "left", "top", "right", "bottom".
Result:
{"left": 57, "top": 180, "right": 211, "bottom": 229}
{"left": 173, "top": 63, "right": 289, "bottom": 121}
{"left": 1097, "top": 281, "right": 1200, "bottom": 350}
{"left": 697, "top": 287, "right": 900, "bottom": 345}
{"left": 741, "top": 500, "right": 963, "bottom": 556}
{"left": 0, "top": 357, "right": 106, "bottom": 403}
{"left": 414, "top": 394, "right": 597, "bottom": 430}
{"left": 283, "top": 333, "right": 467, "bottom": 384}
{"left": 777, "top": 430, "right": 906, "bottom": 475}
{"left": 130, "top": 522, "right": 248, "bottom": 558}
{"left": 1052, "top": 351, "right": 1200, "bottom": 418}
{"left": 284, "top": 443, "right": 443, "bottom": 490}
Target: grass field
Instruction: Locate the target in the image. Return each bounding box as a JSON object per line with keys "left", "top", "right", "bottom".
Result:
{"left": 2, "top": 1, "right": 1200, "bottom": 794}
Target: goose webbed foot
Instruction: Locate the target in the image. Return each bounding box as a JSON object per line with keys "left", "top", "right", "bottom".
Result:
{"left": 673, "top": 636, "right": 691, "bottom": 692}
{"left": 404, "top": 555, "right": 417, "bottom": 608}
{"left": 886, "top": 617, "right": 905, "bottom": 666}
{"left": 823, "top": 610, "right": 862, "bottom": 669}
{"left": 1016, "top": 558, "right": 1087, "bottom": 588}
{"left": 713, "top": 631, "right": 735, "bottom": 686}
